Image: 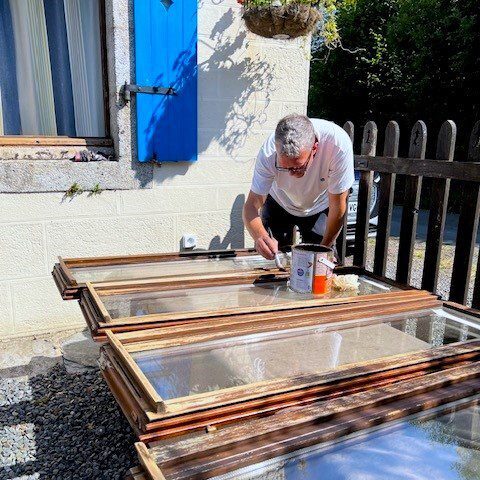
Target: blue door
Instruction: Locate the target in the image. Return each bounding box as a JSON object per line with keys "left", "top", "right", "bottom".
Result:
{"left": 134, "top": 0, "right": 197, "bottom": 162}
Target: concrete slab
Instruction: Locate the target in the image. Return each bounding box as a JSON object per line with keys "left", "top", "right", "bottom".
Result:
{"left": 0, "top": 328, "right": 94, "bottom": 378}
{"left": 61, "top": 331, "right": 100, "bottom": 374}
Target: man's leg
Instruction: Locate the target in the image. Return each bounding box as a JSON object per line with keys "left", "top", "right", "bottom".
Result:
{"left": 297, "top": 209, "right": 326, "bottom": 244}
{"left": 261, "top": 195, "right": 296, "bottom": 250}
{"left": 297, "top": 208, "right": 340, "bottom": 259}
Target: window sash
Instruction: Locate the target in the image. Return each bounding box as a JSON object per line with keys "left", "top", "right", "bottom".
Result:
{"left": 0, "top": 0, "right": 109, "bottom": 142}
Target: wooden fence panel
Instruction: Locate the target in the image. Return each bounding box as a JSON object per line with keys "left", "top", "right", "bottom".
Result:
{"left": 337, "top": 121, "right": 355, "bottom": 264}
{"left": 450, "top": 122, "right": 480, "bottom": 305}
{"left": 353, "top": 121, "right": 377, "bottom": 267}
{"left": 355, "top": 156, "right": 480, "bottom": 182}
{"left": 474, "top": 255, "right": 480, "bottom": 309}
{"left": 421, "top": 121, "right": 456, "bottom": 293}
{"left": 343, "top": 120, "right": 354, "bottom": 142}
{"left": 373, "top": 121, "right": 400, "bottom": 276}
{"left": 396, "top": 121, "right": 427, "bottom": 284}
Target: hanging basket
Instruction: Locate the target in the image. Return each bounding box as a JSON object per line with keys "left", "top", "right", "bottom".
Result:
{"left": 242, "top": 2, "right": 322, "bottom": 40}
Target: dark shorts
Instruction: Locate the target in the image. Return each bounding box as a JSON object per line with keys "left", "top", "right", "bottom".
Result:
{"left": 261, "top": 195, "right": 329, "bottom": 250}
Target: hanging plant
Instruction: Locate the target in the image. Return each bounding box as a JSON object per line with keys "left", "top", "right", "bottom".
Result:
{"left": 239, "top": 0, "right": 340, "bottom": 43}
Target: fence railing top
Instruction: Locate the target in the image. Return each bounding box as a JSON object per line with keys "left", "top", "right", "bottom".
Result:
{"left": 354, "top": 155, "right": 480, "bottom": 183}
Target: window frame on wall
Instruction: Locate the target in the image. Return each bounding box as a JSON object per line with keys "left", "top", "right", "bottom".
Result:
{"left": 0, "top": 0, "right": 111, "bottom": 148}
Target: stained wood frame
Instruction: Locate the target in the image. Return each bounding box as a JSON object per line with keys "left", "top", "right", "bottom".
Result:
{"left": 80, "top": 266, "right": 424, "bottom": 340}
{"left": 100, "top": 299, "right": 480, "bottom": 442}
{"left": 52, "top": 248, "right": 272, "bottom": 299}
{"left": 127, "top": 365, "right": 480, "bottom": 480}
{"left": 113, "top": 293, "right": 440, "bottom": 349}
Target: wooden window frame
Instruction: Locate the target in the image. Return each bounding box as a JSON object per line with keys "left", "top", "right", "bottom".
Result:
{"left": 0, "top": 0, "right": 111, "bottom": 147}
{"left": 112, "top": 293, "right": 440, "bottom": 348}
{"left": 100, "top": 301, "right": 480, "bottom": 442}
{"left": 129, "top": 369, "right": 480, "bottom": 480}
{"left": 100, "top": 298, "right": 480, "bottom": 427}
{"left": 80, "top": 268, "right": 426, "bottom": 339}
{"left": 53, "top": 248, "right": 260, "bottom": 299}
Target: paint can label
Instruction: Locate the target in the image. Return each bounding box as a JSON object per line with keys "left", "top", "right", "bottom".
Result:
{"left": 290, "top": 248, "right": 315, "bottom": 293}
{"left": 290, "top": 244, "right": 334, "bottom": 294}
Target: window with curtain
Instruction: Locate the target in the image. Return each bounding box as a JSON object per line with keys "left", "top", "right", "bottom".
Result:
{"left": 0, "top": 0, "right": 107, "bottom": 138}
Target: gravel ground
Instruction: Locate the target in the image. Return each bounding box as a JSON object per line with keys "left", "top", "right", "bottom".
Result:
{"left": 351, "top": 238, "right": 479, "bottom": 306}
{"left": 0, "top": 363, "right": 136, "bottom": 480}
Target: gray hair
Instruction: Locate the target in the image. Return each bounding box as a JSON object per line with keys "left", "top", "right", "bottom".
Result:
{"left": 275, "top": 114, "right": 315, "bottom": 158}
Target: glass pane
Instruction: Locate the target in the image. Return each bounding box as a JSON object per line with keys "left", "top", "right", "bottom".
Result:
{"left": 212, "top": 395, "right": 480, "bottom": 480}
{"left": 132, "top": 307, "right": 480, "bottom": 401}
{"left": 71, "top": 255, "right": 279, "bottom": 283}
{"left": 102, "top": 275, "right": 393, "bottom": 320}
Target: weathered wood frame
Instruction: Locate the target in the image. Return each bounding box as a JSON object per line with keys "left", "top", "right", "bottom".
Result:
{"left": 80, "top": 266, "right": 425, "bottom": 340}
{"left": 113, "top": 293, "right": 440, "bottom": 349}
{"left": 100, "top": 299, "right": 480, "bottom": 442}
{"left": 52, "top": 248, "right": 272, "bottom": 299}
{"left": 127, "top": 365, "right": 480, "bottom": 480}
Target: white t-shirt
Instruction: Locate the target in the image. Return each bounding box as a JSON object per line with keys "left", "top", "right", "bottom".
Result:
{"left": 251, "top": 119, "right": 355, "bottom": 217}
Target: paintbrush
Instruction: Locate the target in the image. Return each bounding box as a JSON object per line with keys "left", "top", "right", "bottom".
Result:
{"left": 267, "top": 227, "right": 286, "bottom": 271}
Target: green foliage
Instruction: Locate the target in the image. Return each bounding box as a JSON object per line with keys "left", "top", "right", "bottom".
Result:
{"left": 318, "top": 0, "right": 340, "bottom": 48}
{"left": 64, "top": 182, "right": 84, "bottom": 198}
{"left": 309, "top": 0, "right": 479, "bottom": 155}
{"left": 89, "top": 183, "right": 103, "bottom": 196}
{"left": 64, "top": 182, "right": 103, "bottom": 199}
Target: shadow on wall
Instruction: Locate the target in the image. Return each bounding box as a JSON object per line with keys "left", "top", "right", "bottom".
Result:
{"left": 208, "top": 194, "right": 246, "bottom": 249}
{"left": 177, "top": 194, "right": 246, "bottom": 251}
{"left": 141, "top": 2, "right": 274, "bottom": 175}
{"left": 118, "top": 0, "right": 275, "bottom": 186}
{"left": 198, "top": 7, "right": 275, "bottom": 158}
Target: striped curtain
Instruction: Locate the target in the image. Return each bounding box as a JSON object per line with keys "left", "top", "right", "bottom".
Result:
{"left": 0, "top": 0, "right": 105, "bottom": 137}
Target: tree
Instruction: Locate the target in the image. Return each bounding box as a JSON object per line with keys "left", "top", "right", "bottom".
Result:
{"left": 309, "top": 0, "right": 480, "bottom": 156}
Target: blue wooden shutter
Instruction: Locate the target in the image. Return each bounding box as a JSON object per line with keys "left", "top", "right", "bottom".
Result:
{"left": 134, "top": 0, "right": 197, "bottom": 162}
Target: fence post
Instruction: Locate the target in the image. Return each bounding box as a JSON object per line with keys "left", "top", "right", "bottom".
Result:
{"left": 396, "top": 120, "right": 427, "bottom": 284}
{"left": 353, "top": 121, "right": 377, "bottom": 268}
{"left": 343, "top": 121, "right": 354, "bottom": 142}
{"left": 373, "top": 121, "right": 400, "bottom": 276}
{"left": 337, "top": 121, "right": 355, "bottom": 264}
{"left": 450, "top": 121, "right": 480, "bottom": 305}
{"left": 421, "top": 121, "right": 456, "bottom": 293}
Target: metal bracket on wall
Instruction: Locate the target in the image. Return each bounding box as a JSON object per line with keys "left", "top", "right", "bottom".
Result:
{"left": 120, "top": 81, "right": 177, "bottom": 103}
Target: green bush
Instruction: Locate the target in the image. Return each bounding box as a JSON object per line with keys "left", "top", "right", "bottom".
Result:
{"left": 308, "top": 0, "right": 479, "bottom": 211}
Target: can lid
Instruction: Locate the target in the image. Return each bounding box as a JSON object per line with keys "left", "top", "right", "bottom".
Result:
{"left": 293, "top": 243, "right": 333, "bottom": 253}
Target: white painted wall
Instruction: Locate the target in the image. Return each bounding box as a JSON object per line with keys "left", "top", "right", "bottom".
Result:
{"left": 0, "top": 0, "right": 310, "bottom": 338}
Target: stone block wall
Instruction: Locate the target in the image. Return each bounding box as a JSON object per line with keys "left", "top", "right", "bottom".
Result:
{"left": 0, "top": 0, "right": 310, "bottom": 338}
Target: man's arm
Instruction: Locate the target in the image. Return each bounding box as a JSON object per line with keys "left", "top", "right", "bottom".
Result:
{"left": 243, "top": 191, "right": 278, "bottom": 260}
{"left": 321, "top": 190, "right": 349, "bottom": 248}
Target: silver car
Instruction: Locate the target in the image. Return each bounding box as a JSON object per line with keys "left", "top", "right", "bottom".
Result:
{"left": 346, "top": 172, "right": 380, "bottom": 242}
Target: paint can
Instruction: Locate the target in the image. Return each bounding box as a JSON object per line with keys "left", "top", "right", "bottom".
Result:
{"left": 290, "top": 244, "right": 335, "bottom": 294}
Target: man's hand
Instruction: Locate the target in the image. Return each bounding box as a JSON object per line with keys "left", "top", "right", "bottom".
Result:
{"left": 254, "top": 235, "right": 278, "bottom": 260}
{"left": 243, "top": 190, "right": 280, "bottom": 260}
